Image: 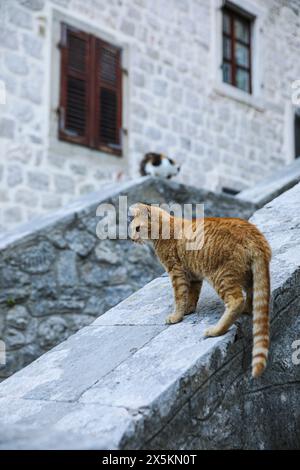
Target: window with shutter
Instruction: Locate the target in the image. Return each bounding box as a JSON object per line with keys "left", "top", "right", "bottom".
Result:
{"left": 95, "top": 39, "right": 122, "bottom": 155}
{"left": 59, "top": 24, "right": 90, "bottom": 146}
{"left": 222, "top": 5, "right": 252, "bottom": 94}
{"left": 59, "top": 24, "right": 123, "bottom": 156}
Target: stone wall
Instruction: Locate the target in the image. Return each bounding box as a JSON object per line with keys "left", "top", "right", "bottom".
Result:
{"left": 0, "top": 181, "right": 299, "bottom": 449}
{"left": 1, "top": 0, "right": 300, "bottom": 231}
{"left": 0, "top": 177, "right": 254, "bottom": 379}
{"left": 237, "top": 156, "right": 300, "bottom": 207}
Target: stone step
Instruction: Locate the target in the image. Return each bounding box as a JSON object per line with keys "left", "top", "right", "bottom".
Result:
{"left": 0, "top": 182, "right": 299, "bottom": 449}
{"left": 237, "top": 157, "right": 300, "bottom": 207}
{"left": 0, "top": 176, "right": 254, "bottom": 380}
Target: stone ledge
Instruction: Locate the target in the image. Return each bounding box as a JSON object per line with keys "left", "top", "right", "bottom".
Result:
{"left": 0, "top": 176, "right": 254, "bottom": 380}
{"left": 237, "top": 158, "right": 300, "bottom": 207}
{"left": 0, "top": 278, "right": 233, "bottom": 449}
{"left": 0, "top": 176, "right": 254, "bottom": 251}
{"left": 0, "top": 183, "right": 300, "bottom": 449}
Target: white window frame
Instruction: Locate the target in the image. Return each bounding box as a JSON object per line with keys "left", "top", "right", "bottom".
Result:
{"left": 210, "top": 0, "right": 266, "bottom": 111}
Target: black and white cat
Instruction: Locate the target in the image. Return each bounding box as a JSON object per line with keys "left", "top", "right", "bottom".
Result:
{"left": 140, "top": 153, "right": 180, "bottom": 179}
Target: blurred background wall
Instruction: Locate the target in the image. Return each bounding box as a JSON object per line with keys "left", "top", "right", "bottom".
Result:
{"left": 0, "top": 0, "right": 300, "bottom": 231}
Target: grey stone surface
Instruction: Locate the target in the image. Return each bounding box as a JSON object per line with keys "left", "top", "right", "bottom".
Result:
{"left": 0, "top": 177, "right": 252, "bottom": 378}
{"left": 0, "top": 278, "right": 231, "bottom": 449}
{"left": 8, "top": 5, "right": 33, "bottom": 29}
{"left": 22, "top": 33, "right": 43, "bottom": 60}
{"left": 21, "top": 78, "right": 43, "bottom": 104}
{"left": 27, "top": 171, "right": 49, "bottom": 190}
{"left": 0, "top": 0, "right": 299, "bottom": 238}
{"left": 237, "top": 158, "right": 300, "bottom": 207}
{"left": 54, "top": 174, "right": 75, "bottom": 194}
{"left": 3, "top": 206, "right": 23, "bottom": 225}
{"left": 6, "top": 306, "right": 30, "bottom": 330}
{"left": 7, "top": 164, "right": 23, "bottom": 187}
{"left": 0, "top": 118, "right": 15, "bottom": 139}
{"left": 19, "top": 0, "right": 46, "bottom": 11}
{"left": 0, "top": 182, "right": 300, "bottom": 448}
{"left": 5, "top": 53, "right": 29, "bottom": 76}
{"left": 0, "top": 27, "right": 19, "bottom": 50}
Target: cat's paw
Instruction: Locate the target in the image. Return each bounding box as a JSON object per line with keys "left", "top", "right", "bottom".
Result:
{"left": 203, "top": 326, "right": 219, "bottom": 337}
{"left": 165, "top": 314, "right": 182, "bottom": 324}
{"left": 185, "top": 305, "right": 196, "bottom": 315}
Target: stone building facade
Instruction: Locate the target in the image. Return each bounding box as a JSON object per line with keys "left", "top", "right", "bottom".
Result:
{"left": 0, "top": 0, "right": 300, "bottom": 232}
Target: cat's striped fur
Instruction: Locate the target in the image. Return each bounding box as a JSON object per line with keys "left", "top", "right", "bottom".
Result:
{"left": 129, "top": 204, "right": 271, "bottom": 378}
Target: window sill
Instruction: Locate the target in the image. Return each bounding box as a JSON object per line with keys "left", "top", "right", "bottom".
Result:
{"left": 211, "top": 81, "right": 265, "bottom": 112}
{"left": 48, "top": 136, "right": 128, "bottom": 167}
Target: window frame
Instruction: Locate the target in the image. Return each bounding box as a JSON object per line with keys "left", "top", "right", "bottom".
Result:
{"left": 210, "top": 0, "right": 266, "bottom": 111}
{"left": 58, "top": 23, "right": 123, "bottom": 157}
{"left": 222, "top": 5, "right": 252, "bottom": 94}
{"left": 295, "top": 112, "right": 300, "bottom": 159}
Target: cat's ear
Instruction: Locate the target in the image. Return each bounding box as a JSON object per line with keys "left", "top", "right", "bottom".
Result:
{"left": 128, "top": 203, "right": 140, "bottom": 217}
{"left": 129, "top": 203, "right": 151, "bottom": 217}
{"left": 139, "top": 204, "right": 152, "bottom": 219}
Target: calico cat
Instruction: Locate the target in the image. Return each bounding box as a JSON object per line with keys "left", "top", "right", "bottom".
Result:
{"left": 129, "top": 203, "right": 271, "bottom": 378}
{"left": 140, "top": 153, "right": 180, "bottom": 179}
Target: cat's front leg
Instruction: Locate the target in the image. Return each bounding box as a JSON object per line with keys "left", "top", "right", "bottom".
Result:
{"left": 166, "top": 267, "right": 189, "bottom": 324}
{"left": 186, "top": 280, "right": 203, "bottom": 315}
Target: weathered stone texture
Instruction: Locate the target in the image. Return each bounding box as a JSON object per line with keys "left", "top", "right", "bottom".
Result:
{"left": 0, "top": 178, "right": 253, "bottom": 379}
{"left": 0, "top": 0, "right": 299, "bottom": 231}
{"left": 0, "top": 182, "right": 299, "bottom": 449}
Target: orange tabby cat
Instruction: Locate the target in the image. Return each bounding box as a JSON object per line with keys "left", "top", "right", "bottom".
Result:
{"left": 129, "top": 203, "right": 271, "bottom": 378}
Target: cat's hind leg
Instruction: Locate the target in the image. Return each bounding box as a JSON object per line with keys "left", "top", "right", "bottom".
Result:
{"left": 186, "top": 280, "right": 203, "bottom": 315}
{"left": 204, "top": 286, "right": 244, "bottom": 337}
{"left": 166, "top": 267, "right": 189, "bottom": 324}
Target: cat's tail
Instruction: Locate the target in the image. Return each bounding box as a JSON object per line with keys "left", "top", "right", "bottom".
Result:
{"left": 251, "top": 255, "right": 271, "bottom": 378}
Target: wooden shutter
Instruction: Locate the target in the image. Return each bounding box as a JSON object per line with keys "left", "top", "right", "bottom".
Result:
{"left": 94, "top": 38, "right": 122, "bottom": 156}
{"left": 59, "top": 24, "right": 90, "bottom": 146}
{"left": 59, "top": 24, "right": 123, "bottom": 156}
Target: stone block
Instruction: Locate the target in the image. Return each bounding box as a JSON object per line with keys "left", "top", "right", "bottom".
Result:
{"left": 0, "top": 118, "right": 15, "bottom": 139}
{"left": 27, "top": 171, "right": 49, "bottom": 190}
{"left": 37, "top": 317, "right": 68, "bottom": 350}
{"left": 5, "top": 328, "right": 26, "bottom": 349}
{"left": 19, "top": 0, "right": 45, "bottom": 11}
{"left": 23, "top": 33, "right": 43, "bottom": 60}
{"left": 4, "top": 53, "right": 29, "bottom": 75}
{"left": 21, "top": 78, "right": 43, "bottom": 104}
{"left": 8, "top": 6, "right": 33, "bottom": 29}
{"left": 95, "top": 241, "right": 120, "bottom": 265}
{"left": 56, "top": 251, "right": 78, "bottom": 287}
{"left": 65, "top": 229, "right": 95, "bottom": 257}
{"left": 7, "top": 165, "right": 23, "bottom": 187}
{"left": 6, "top": 306, "right": 30, "bottom": 330}
{"left": 54, "top": 175, "right": 75, "bottom": 195}
{"left": 153, "top": 79, "right": 168, "bottom": 97}
{"left": 120, "top": 20, "right": 135, "bottom": 36}
{"left": 145, "top": 126, "right": 162, "bottom": 140}
{"left": 0, "top": 27, "right": 19, "bottom": 50}
{"left": 3, "top": 207, "right": 23, "bottom": 225}
{"left": 14, "top": 189, "right": 38, "bottom": 208}
{"left": 9, "top": 241, "right": 56, "bottom": 274}
{"left": 32, "top": 299, "right": 85, "bottom": 317}
{"left": 42, "top": 194, "right": 62, "bottom": 211}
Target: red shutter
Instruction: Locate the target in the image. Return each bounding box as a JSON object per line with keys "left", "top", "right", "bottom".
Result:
{"left": 59, "top": 24, "right": 90, "bottom": 146}
{"left": 94, "top": 38, "right": 122, "bottom": 156}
